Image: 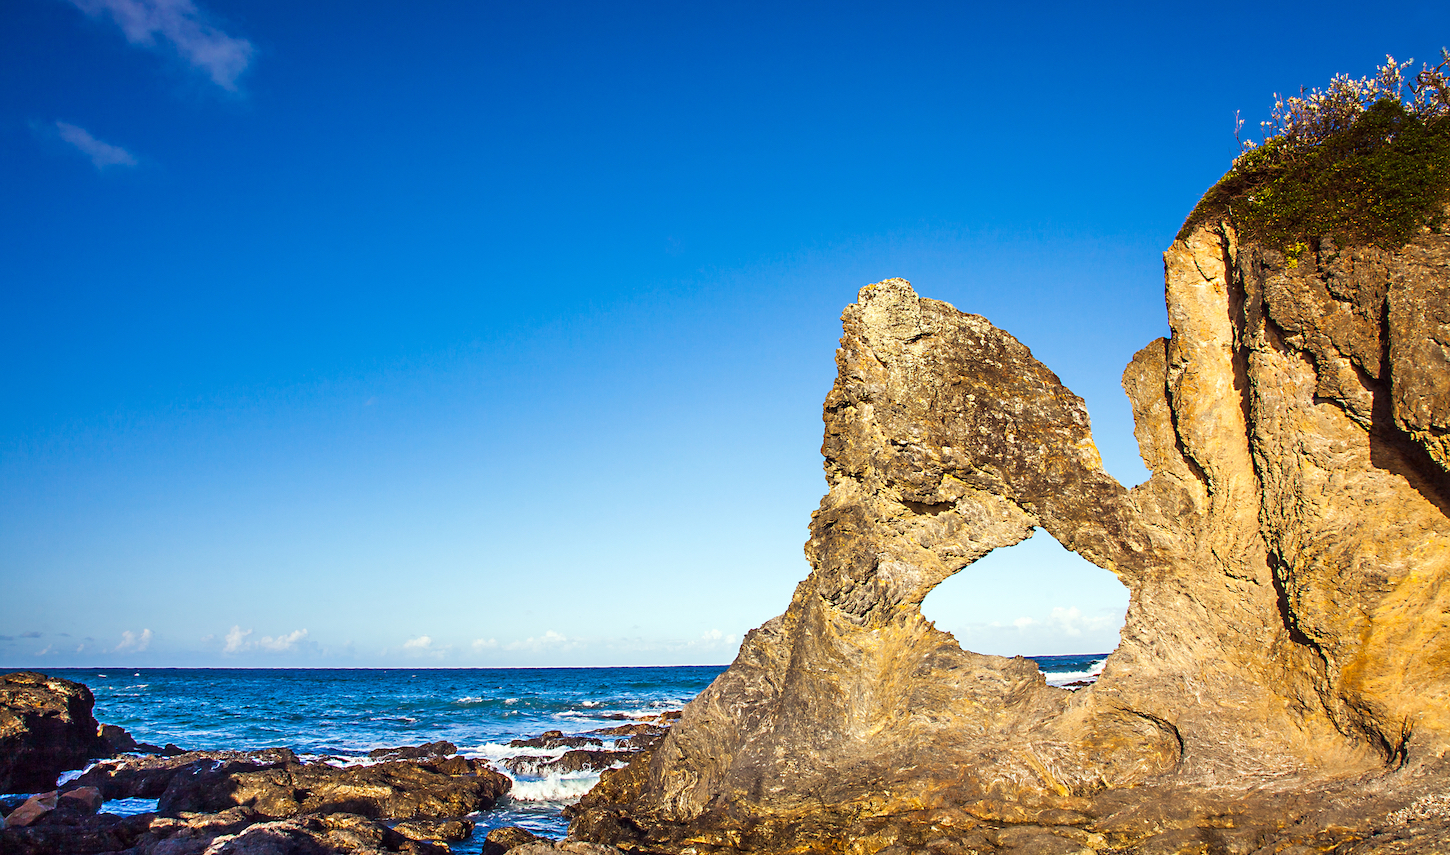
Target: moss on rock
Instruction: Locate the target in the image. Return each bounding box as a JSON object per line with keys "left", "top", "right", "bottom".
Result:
{"left": 1181, "top": 99, "right": 1450, "bottom": 249}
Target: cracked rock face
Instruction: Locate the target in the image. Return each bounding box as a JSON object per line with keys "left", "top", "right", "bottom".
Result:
{"left": 570, "top": 221, "right": 1450, "bottom": 853}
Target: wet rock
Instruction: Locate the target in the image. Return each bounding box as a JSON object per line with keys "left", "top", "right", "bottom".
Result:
{"left": 588, "top": 723, "right": 665, "bottom": 737}
{"left": 60, "top": 785, "right": 103, "bottom": 814}
{"left": 4, "top": 791, "right": 57, "bottom": 828}
{"left": 368, "top": 741, "right": 456, "bottom": 761}
{"left": 421, "top": 755, "right": 492, "bottom": 776}
{"left": 503, "top": 750, "right": 629, "bottom": 776}
{"left": 612, "top": 735, "right": 662, "bottom": 751}
{"left": 508, "top": 730, "right": 603, "bottom": 750}
{"left": 0, "top": 672, "right": 106, "bottom": 792}
{"left": 161, "top": 812, "right": 446, "bottom": 854}
{"left": 392, "top": 817, "right": 474, "bottom": 842}
{"left": 508, "top": 840, "right": 622, "bottom": 855}
{"left": 71, "top": 748, "right": 299, "bottom": 799}
{"left": 159, "top": 758, "right": 511, "bottom": 819}
{"left": 483, "top": 825, "right": 546, "bottom": 855}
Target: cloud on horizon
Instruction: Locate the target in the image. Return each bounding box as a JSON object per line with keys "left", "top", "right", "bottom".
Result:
{"left": 69, "top": 0, "right": 253, "bottom": 90}
{"left": 55, "top": 122, "right": 138, "bottom": 169}
{"left": 222, "top": 625, "right": 310, "bottom": 654}
{"left": 115, "top": 628, "right": 152, "bottom": 652}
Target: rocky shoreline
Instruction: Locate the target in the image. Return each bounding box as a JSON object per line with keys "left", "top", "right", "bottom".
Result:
{"left": 0, "top": 670, "right": 677, "bottom": 855}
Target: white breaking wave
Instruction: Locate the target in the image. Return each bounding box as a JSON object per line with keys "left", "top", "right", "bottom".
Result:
{"left": 1043, "top": 658, "right": 1108, "bottom": 688}
{"left": 506, "top": 771, "right": 601, "bottom": 802}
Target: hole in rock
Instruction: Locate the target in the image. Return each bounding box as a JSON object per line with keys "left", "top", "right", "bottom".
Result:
{"left": 919, "top": 527, "right": 1128, "bottom": 689}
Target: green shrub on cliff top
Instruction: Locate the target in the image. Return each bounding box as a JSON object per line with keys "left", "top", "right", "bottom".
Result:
{"left": 1182, "top": 52, "right": 1450, "bottom": 250}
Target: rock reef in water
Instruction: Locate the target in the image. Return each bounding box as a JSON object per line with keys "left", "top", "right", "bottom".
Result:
{"left": 570, "top": 218, "right": 1450, "bottom": 853}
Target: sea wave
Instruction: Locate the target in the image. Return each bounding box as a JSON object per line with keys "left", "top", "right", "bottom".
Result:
{"left": 506, "top": 771, "right": 601, "bottom": 802}
{"left": 1044, "top": 658, "right": 1107, "bottom": 688}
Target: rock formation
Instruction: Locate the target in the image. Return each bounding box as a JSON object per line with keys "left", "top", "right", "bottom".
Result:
{"left": 570, "top": 216, "right": 1450, "bottom": 852}
{"left": 0, "top": 672, "right": 107, "bottom": 792}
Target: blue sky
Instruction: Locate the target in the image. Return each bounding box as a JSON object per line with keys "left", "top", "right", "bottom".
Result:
{"left": 2, "top": 0, "right": 1446, "bottom": 667}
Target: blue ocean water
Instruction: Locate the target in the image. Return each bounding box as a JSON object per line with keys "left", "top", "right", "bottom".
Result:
{"left": 31, "top": 659, "right": 1105, "bottom": 851}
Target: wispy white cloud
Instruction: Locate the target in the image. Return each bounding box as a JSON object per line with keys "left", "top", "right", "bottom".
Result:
{"left": 55, "top": 122, "right": 137, "bottom": 169}
{"left": 222, "top": 625, "right": 309, "bottom": 653}
{"left": 69, "top": 0, "right": 253, "bottom": 90}
{"left": 259, "top": 629, "right": 308, "bottom": 651}
{"left": 505, "top": 630, "right": 579, "bottom": 653}
{"left": 115, "top": 628, "right": 152, "bottom": 652}
{"left": 471, "top": 638, "right": 498, "bottom": 651}
{"left": 403, "top": 635, "right": 434, "bottom": 650}
{"left": 223, "top": 625, "right": 252, "bottom": 653}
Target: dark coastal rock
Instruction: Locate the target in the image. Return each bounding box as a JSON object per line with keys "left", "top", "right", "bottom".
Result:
{"left": 0, "top": 671, "right": 106, "bottom": 792}
{"left": 588, "top": 723, "right": 665, "bottom": 737}
{"left": 570, "top": 255, "right": 1450, "bottom": 851}
{"left": 0, "top": 809, "right": 155, "bottom": 855}
{"left": 393, "top": 817, "right": 474, "bottom": 842}
{"left": 612, "top": 735, "right": 662, "bottom": 751}
{"left": 507, "top": 730, "right": 603, "bottom": 750}
{"left": 503, "top": 749, "right": 628, "bottom": 776}
{"left": 145, "top": 812, "right": 447, "bottom": 854}
{"left": 368, "top": 740, "right": 456, "bottom": 761}
{"left": 483, "top": 825, "right": 546, "bottom": 855}
{"left": 159, "top": 758, "right": 510, "bottom": 819}
{"left": 508, "top": 841, "right": 622, "bottom": 855}
{"left": 72, "top": 748, "right": 299, "bottom": 799}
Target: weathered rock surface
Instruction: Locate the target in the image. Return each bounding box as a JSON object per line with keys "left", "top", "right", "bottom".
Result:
{"left": 149, "top": 811, "right": 447, "bottom": 855}
{"left": 505, "top": 749, "right": 630, "bottom": 776}
{"left": 485, "top": 825, "right": 548, "bottom": 855}
{"left": 571, "top": 223, "right": 1450, "bottom": 854}
{"left": 72, "top": 748, "right": 299, "bottom": 799}
{"left": 158, "top": 756, "right": 511, "bottom": 819}
{"left": 509, "top": 730, "right": 604, "bottom": 750}
{"left": 393, "top": 817, "right": 474, "bottom": 842}
{"left": 0, "top": 671, "right": 106, "bottom": 792}
{"left": 368, "top": 740, "right": 457, "bottom": 761}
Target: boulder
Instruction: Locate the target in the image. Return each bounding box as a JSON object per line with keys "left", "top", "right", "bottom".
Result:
{"left": 392, "top": 817, "right": 474, "bottom": 842}
{"left": 71, "top": 748, "right": 298, "bottom": 799}
{"left": 159, "top": 758, "right": 511, "bottom": 819}
{"left": 0, "top": 809, "right": 154, "bottom": 855}
{"left": 59, "top": 786, "right": 102, "bottom": 814}
{"left": 153, "top": 812, "right": 446, "bottom": 855}
{"left": 3, "top": 791, "right": 57, "bottom": 828}
{"left": 483, "top": 825, "right": 546, "bottom": 855}
{"left": 0, "top": 672, "right": 105, "bottom": 792}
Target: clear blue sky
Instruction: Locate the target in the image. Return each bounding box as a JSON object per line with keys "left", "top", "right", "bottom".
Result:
{"left": 3, "top": 0, "right": 1446, "bottom": 667}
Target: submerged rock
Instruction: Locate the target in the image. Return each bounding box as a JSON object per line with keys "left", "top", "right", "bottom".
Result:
{"left": 570, "top": 216, "right": 1450, "bottom": 853}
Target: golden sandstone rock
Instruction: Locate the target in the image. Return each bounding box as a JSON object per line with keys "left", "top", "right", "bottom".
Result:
{"left": 569, "top": 218, "right": 1450, "bottom": 853}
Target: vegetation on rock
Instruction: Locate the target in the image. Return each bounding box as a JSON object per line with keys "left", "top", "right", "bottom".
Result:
{"left": 1183, "top": 52, "right": 1450, "bottom": 249}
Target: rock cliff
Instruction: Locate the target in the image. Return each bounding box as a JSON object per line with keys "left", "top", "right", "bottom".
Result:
{"left": 569, "top": 218, "right": 1450, "bottom": 853}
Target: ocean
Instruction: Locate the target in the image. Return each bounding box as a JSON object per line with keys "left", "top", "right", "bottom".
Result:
{"left": 27, "top": 657, "right": 1106, "bottom": 852}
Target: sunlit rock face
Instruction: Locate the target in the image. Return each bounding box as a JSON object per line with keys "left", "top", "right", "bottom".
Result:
{"left": 569, "top": 220, "right": 1450, "bottom": 854}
